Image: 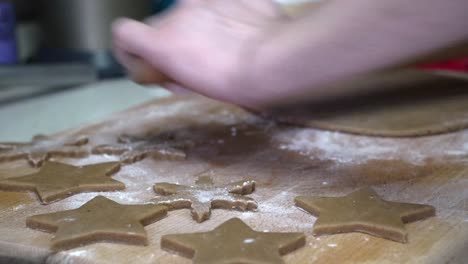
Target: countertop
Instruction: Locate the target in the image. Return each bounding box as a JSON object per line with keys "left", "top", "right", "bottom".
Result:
{"left": 0, "top": 79, "right": 170, "bottom": 141}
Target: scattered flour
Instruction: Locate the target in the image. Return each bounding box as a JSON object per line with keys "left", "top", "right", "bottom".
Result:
{"left": 274, "top": 128, "right": 468, "bottom": 165}
{"left": 12, "top": 204, "right": 26, "bottom": 211}
{"left": 47, "top": 249, "right": 90, "bottom": 264}
{"left": 56, "top": 162, "right": 163, "bottom": 209}
{"left": 67, "top": 249, "right": 88, "bottom": 257}
{"left": 243, "top": 238, "right": 255, "bottom": 244}
{"left": 240, "top": 186, "right": 312, "bottom": 231}
{"left": 67, "top": 155, "right": 119, "bottom": 166}
{"left": 192, "top": 190, "right": 218, "bottom": 203}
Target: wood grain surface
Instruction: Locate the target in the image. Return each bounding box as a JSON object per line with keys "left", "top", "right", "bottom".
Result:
{"left": 0, "top": 94, "right": 467, "bottom": 264}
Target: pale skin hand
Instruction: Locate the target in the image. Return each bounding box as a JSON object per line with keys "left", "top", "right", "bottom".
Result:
{"left": 113, "top": 0, "right": 468, "bottom": 108}
{"left": 112, "top": 0, "right": 286, "bottom": 106}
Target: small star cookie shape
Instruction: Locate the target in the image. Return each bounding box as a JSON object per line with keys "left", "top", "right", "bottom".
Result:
{"left": 295, "top": 187, "right": 435, "bottom": 243}
{"left": 0, "top": 161, "right": 124, "bottom": 204}
{"left": 161, "top": 218, "right": 306, "bottom": 264}
{"left": 27, "top": 196, "right": 168, "bottom": 250}
{"left": 92, "top": 134, "right": 187, "bottom": 164}
{"left": 152, "top": 176, "right": 257, "bottom": 222}
{"left": 0, "top": 134, "right": 89, "bottom": 167}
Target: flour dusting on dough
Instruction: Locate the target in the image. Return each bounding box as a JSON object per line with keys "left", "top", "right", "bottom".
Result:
{"left": 55, "top": 162, "right": 161, "bottom": 209}
{"left": 67, "top": 155, "right": 119, "bottom": 166}
{"left": 274, "top": 128, "right": 468, "bottom": 165}
{"left": 240, "top": 187, "right": 311, "bottom": 231}
{"left": 192, "top": 190, "right": 219, "bottom": 203}
{"left": 12, "top": 204, "right": 25, "bottom": 211}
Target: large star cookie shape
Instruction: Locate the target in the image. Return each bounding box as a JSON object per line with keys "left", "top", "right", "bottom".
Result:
{"left": 0, "top": 134, "right": 89, "bottom": 167}
{"left": 295, "top": 188, "right": 435, "bottom": 243}
{"left": 92, "top": 135, "right": 187, "bottom": 164}
{"left": 152, "top": 176, "right": 257, "bottom": 223}
{"left": 27, "top": 196, "right": 168, "bottom": 250}
{"left": 161, "top": 218, "right": 306, "bottom": 264}
{"left": 0, "top": 161, "right": 124, "bottom": 204}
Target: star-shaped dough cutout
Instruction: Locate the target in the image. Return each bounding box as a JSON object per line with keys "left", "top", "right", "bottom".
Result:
{"left": 161, "top": 218, "right": 306, "bottom": 264}
{"left": 92, "top": 134, "right": 187, "bottom": 164}
{"left": 152, "top": 176, "right": 257, "bottom": 222}
{"left": 0, "top": 134, "right": 89, "bottom": 167}
{"left": 295, "top": 188, "right": 435, "bottom": 243}
{"left": 0, "top": 161, "right": 124, "bottom": 204}
{"left": 27, "top": 196, "right": 168, "bottom": 250}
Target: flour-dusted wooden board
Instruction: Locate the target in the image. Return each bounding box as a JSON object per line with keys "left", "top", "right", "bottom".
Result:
{"left": 0, "top": 95, "right": 467, "bottom": 264}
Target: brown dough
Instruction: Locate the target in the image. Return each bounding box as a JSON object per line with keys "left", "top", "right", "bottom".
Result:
{"left": 92, "top": 134, "right": 187, "bottom": 164}
{"left": 0, "top": 134, "right": 89, "bottom": 167}
{"left": 152, "top": 176, "right": 257, "bottom": 223}
{"left": 273, "top": 71, "right": 468, "bottom": 137}
{"left": 0, "top": 161, "right": 124, "bottom": 204}
{"left": 295, "top": 188, "right": 435, "bottom": 243}
{"left": 27, "top": 196, "right": 168, "bottom": 250}
{"left": 161, "top": 218, "right": 306, "bottom": 264}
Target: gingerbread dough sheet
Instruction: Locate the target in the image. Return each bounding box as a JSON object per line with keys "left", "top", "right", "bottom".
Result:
{"left": 0, "top": 134, "right": 89, "bottom": 167}
{"left": 92, "top": 134, "right": 187, "bottom": 164}
{"left": 161, "top": 218, "right": 306, "bottom": 264}
{"left": 274, "top": 71, "right": 468, "bottom": 137}
{"left": 295, "top": 188, "right": 435, "bottom": 243}
{"left": 27, "top": 196, "right": 168, "bottom": 250}
{"left": 0, "top": 161, "right": 124, "bottom": 204}
{"left": 0, "top": 94, "right": 467, "bottom": 264}
{"left": 153, "top": 176, "right": 257, "bottom": 223}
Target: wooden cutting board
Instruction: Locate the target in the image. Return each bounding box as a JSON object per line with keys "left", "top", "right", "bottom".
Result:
{"left": 0, "top": 94, "right": 467, "bottom": 264}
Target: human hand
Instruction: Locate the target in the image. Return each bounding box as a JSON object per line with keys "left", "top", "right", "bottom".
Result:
{"left": 112, "top": 0, "right": 287, "bottom": 107}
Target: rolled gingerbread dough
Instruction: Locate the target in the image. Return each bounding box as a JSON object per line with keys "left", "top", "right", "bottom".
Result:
{"left": 152, "top": 176, "right": 257, "bottom": 223}
{"left": 161, "top": 218, "right": 306, "bottom": 264}
{"left": 295, "top": 188, "right": 435, "bottom": 243}
{"left": 273, "top": 70, "right": 468, "bottom": 137}
{"left": 27, "top": 196, "right": 168, "bottom": 250}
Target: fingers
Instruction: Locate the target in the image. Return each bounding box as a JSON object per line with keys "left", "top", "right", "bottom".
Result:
{"left": 112, "top": 18, "right": 173, "bottom": 84}
{"left": 115, "top": 48, "right": 171, "bottom": 84}
{"left": 144, "top": 15, "right": 162, "bottom": 27}
{"left": 112, "top": 18, "right": 160, "bottom": 56}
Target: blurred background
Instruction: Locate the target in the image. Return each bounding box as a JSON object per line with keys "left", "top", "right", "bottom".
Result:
{"left": 0, "top": 0, "right": 316, "bottom": 141}
{"left": 0, "top": 0, "right": 178, "bottom": 141}
{"left": 0, "top": 0, "right": 314, "bottom": 142}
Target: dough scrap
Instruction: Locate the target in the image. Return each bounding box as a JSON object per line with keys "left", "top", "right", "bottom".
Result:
{"left": 0, "top": 134, "right": 89, "bottom": 167}
{"left": 92, "top": 134, "right": 187, "bottom": 164}
{"left": 161, "top": 218, "right": 306, "bottom": 264}
{"left": 27, "top": 196, "right": 168, "bottom": 250}
{"left": 0, "top": 161, "right": 124, "bottom": 204}
{"left": 295, "top": 188, "right": 435, "bottom": 243}
{"left": 273, "top": 71, "right": 468, "bottom": 137}
{"left": 152, "top": 176, "right": 257, "bottom": 222}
